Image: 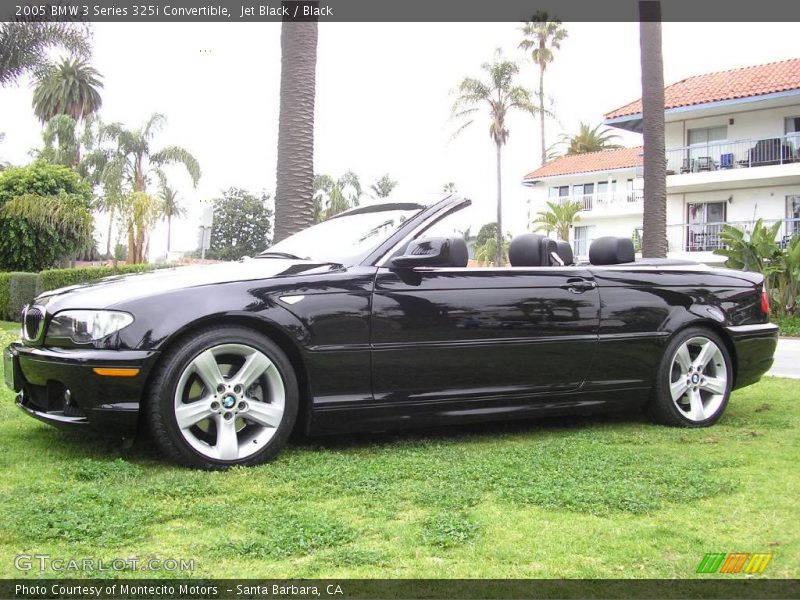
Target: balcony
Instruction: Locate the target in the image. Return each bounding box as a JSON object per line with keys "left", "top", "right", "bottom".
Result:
{"left": 666, "top": 218, "right": 799, "bottom": 253}
{"left": 666, "top": 133, "right": 800, "bottom": 176}
{"left": 558, "top": 191, "right": 643, "bottom": 213}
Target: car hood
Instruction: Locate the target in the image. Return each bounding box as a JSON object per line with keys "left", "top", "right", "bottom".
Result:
{"left": 36, "top": 260, "right": 340, "bottom": 311}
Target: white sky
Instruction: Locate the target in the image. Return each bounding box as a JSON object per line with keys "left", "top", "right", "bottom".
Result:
{"left": 0, "top": 22, "right": 797, "bottom": 256}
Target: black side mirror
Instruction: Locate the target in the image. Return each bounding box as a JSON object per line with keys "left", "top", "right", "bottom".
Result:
{"left": 390, "top": 237, "right": 455, "bottom": 268}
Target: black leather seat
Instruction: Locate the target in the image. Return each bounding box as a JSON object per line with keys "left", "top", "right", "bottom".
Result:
{"left": 555, "top": 241, "right": 574, "bottom": 266}
{"left": 447, "top": 237, "right": 469, "bottom": 267}
{"left": 589, "top": 236, "right": 635, "bottom": 265}
{"left": 509, "top": 234, "right": 556, "bottom": 267}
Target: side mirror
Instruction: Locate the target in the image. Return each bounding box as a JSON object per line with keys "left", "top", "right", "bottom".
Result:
{"left": 390, "top": 237, "right": 457, "bottom": 268}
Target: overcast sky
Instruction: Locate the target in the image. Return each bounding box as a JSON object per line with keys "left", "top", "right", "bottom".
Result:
{"left": 0, "top": 22, "right": 797, "bottom": 256}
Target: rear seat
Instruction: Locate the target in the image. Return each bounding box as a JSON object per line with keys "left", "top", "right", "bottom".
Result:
{"left": 588, "top": 237, "right": 635, "bottom": 265}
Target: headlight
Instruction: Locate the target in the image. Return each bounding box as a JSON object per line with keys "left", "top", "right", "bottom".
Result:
{"left": 47, "top": 310, "right": 134, "bottom": 344}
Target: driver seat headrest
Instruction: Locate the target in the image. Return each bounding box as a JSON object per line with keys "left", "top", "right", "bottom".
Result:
{"left": 509, "top": 234, "right": 556, "bottom": 267}
{"left": 589, "top": 236, "right": 635, "bottom": 265}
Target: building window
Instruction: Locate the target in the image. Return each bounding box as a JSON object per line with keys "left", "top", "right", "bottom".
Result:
{"left": 549, "top": 186, "right": 569, "bottom": 203}
{"left": 788, "top": 195, "right": 800, "bottom": 238}
{"left": 786, "top": 117, "right": 800, "bottom": 148}
{"left": 686, "top": 201, "right": 726, "bottom": 251}
{"left": 574, "top": 225, "right": 594, "bottom": 258}
{"left": 573, "top": 183, "right": 594, "bottom": 210}
{"left": 687, "top": 125, "right": 728, "bottom": 167}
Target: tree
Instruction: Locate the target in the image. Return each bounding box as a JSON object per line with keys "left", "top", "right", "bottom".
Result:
{"left": 551, "top": 122, "right": 623, "bottom": 156}
{"left": 639, "top": 1, "right": 668, "bottom": 258}
{"left": 100, "top": 113, "right": 200, "bottom": 262}
{"left": 442, "top": 182, "right": 458, "bottom": 194}
{"left": 453, "top": 49, "right": 537, "bottom": 266}
{"left": 0, "top": 161, "right": 93, "bottom": 271}
{"left": 36, "top": 114, "right": 108, "bottom": 179}
{"left": 207, "top": 187, "right": 273, "bottom": 261}
{"left": 159, "top": 183, "right": 186, "bottom": 254}
{"left": 312, "top": 172, "right": 362, "bottom": 222}
{"left": 474, "top": 229, "right": 511, "bottom": 265}
{"left": 369, "top": 174, "right": 398, "bottom": 199}
{"left": 0, "top": 22, "right": 91, "bottom": 87}
{"left": 32, "top": 58, "right": 103, "bottom": 126}
{"left": 519, "top": 13, "right": 568, "bottom": 165}
{"left": 532, "top": 200, "right": 582, "bottom": 241}
{"left": 274, "top": 18, "right": 318, "bottom": 242}
{"left": 116, "top": 191, "right": 161, "bottom": 264}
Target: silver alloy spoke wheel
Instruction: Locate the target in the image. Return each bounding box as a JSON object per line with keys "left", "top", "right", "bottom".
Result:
{"left": 173, "top": 343, "right": 285, "bottom": 461}
{"left": 669, "top": 336, "right": 728, "bottom": 422}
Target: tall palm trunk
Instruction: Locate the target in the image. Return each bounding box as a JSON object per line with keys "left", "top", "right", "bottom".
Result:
{"left": 639, "top": 1, "right": 668, "bottom": 258}
{"left": 105, "top": 205, "right": 114, "bottom": 256}
{"left": 274, "top": 14, "right": 318, "bottom": 243}
{"left": 539, "top": 66, "right": 546, "bottom": 165}
{"left": 495, "top": 141, "right": 503, "bottom": 267}
{"left": 166, "top": 214, "right": 172, "bottom": 253}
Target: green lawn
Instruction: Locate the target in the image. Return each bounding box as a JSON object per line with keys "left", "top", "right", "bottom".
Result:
{"left": 0, "top": 325, "right": 798, "bottom": 579}
{"left": 775, "top": 315, "right": 800, "bottom": 337}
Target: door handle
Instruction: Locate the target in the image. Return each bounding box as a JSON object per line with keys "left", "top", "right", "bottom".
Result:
{"left": 562, "top": 278, "right": 597, "bottom": 294}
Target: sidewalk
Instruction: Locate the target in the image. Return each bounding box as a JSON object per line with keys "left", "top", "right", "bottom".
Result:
{"left": 767, "top": 337, "right": 800, "bottom": 379}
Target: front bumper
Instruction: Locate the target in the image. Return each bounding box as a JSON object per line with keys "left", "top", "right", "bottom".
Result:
{"left": 725, "top": 323, "right": 780, "bottom": 389}
{"left": 4, "top": 341, "right": 159, "bottom": 438}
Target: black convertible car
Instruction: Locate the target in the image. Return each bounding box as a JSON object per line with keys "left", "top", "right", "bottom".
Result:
{"left": 4, "top": 195, "right": 778, "bottom": 468}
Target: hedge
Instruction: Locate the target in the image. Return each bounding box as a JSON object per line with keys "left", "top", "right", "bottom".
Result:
{"left": 0, "top": 264, "right": 170, "bottom": 321}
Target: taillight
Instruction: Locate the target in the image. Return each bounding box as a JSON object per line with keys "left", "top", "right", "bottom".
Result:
{"left": 760, "top": 283, "right": 770, "bottom": 315}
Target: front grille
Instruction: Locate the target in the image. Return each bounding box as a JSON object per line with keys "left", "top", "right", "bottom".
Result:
{"left": 22, "top": 306, "right": 45, "bottom": 342}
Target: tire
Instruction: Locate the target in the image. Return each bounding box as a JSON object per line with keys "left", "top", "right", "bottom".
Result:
{"left": 646, "top": 326, "right": 733, "bottom": 427}
{"left": 146, "top": 326, "right": 299, "bottom": 469}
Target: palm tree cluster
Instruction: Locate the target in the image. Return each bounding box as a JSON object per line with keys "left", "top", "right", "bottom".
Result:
{"left": 312, "top": 172, "right": 362, "bottom": 223}
{"left": 532, "top": 200, "right": 582, "bottom": 242}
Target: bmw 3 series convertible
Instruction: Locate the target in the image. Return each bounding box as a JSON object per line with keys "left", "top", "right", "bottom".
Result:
{"left": 4, "top": 195, "right": 779, "bottom": 468}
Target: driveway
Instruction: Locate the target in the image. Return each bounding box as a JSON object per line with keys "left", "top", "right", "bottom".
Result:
{"left": 767, "top": 337, "right": 800, "bottom": 379}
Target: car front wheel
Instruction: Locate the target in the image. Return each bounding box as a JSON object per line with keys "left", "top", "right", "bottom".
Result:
{"left": 146, "top": 326, "right": 298, "bottom": 468}
{"left": 646, "top": 327, "right": 733, "bottom": 427}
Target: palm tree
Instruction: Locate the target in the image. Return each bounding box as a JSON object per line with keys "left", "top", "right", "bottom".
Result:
{"left": 519, "top": 13, "right": 567, "bottom": 166}
{"left": 32, "top": 58, "right": 103, "bottom": 126}
{"left": 36, "top": 114, "right": 109, "bottom": 183}
{"left": 0, "top": 22, "right": 90, "bottom": 87}
{"left": 552, "top": 122, "right": 623, "bottom": 156}
{"left": 452, "top": 49, "right": 537, "bottom": 266}
{"left": 159, "top": 183, "right": 186, "bottom": 254}
{"left": 312, "top": 172, "right": 362, "bottom": 222}
{"left": 274, "top": 19, "right": 318, "bottom": 242}
{"left": 639, "top": 0, "right": 668, "bottom": 258}
{"left": 100, "top": 113, "right": 200, "bottom": 263}
{"left": 369, "top": 174, "right": 398, "bottom": 199}
{"left": 532, "top": 200, "right": 582, "bottom": 241}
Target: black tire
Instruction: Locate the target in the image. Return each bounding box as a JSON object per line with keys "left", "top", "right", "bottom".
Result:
{"left": 646, "top": 326, "right": 733, "bottom": 427}
{"left": 146, "top": 326, "right": 299, "bottom": 469}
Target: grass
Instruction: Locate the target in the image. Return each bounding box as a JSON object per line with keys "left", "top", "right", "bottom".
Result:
{"left": 775, "top": 315, "right": 800, "bottom": 337}
{"left": 0, "top": 324, "right": 798, "bottom": 579}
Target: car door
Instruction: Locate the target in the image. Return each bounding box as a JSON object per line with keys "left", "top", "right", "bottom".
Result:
{"left": 370, "top": 266, "right": 600, "bottom": 404}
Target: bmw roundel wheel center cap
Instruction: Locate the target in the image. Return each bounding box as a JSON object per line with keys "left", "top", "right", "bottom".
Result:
{"left": 222, "top": 394, "right": 237, "bottom": 409}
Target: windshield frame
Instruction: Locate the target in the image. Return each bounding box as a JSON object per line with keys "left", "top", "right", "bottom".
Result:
{"left": 259, "top": 195, "right": 468, "bottom": 267}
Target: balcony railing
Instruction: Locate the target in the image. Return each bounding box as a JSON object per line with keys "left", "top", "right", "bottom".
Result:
{"left": 666, "top": 218, "right": 800, "bottom": 252}
{"left": 666, "top": 133, "right": 800, "bottom": 175}
{"left": 558, "top": 191, "right": 642, "bottom": 212}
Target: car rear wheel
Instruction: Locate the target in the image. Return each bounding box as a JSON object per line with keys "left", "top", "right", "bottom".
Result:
{"left": 646, "top": 327, "right": 732, "bottom": 427}
{"left": 146, "top": 326, "right": 298, "bottom": 468}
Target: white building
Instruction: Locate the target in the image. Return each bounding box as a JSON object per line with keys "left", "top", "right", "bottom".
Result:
{"left": 522, "top": 58, "right": 800, "bottom": 262}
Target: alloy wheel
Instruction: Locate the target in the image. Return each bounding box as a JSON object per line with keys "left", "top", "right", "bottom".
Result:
{"left": 173, "top": 343, "right": 286, "bottom": 461}
{"left": 668, "top": 336, "right": 728, "bottom": 422}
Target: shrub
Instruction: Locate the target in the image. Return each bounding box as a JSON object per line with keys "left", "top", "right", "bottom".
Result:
{"left": 36, "top": 263, "right": 156, "bottom": 294}
{"left": 6, "top": 273, "right": 38, "bottom": 320}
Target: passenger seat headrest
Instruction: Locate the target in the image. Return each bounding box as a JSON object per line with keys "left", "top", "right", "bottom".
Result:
{"left": 589, "top": 236, "right": 635, "bottom": 265}
{"left": 509, "top": 233, "right": 544, "bottom": 266}
{"left": 447, "top": 237, "right": 469, "bottom": 268}
{"left": 556, "top": 241, "right": 574, "bottom": 266}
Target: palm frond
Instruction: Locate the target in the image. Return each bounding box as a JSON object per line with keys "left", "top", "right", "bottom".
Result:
{"left": 150, "top": 145, "right": 201, "bottom": 186}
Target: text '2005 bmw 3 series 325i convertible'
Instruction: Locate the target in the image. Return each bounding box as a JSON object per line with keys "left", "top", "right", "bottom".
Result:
{"left": 4, "top": 195, "right": 778, "bottom": 468}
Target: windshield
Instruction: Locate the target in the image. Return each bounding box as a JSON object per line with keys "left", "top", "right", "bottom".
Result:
{"left": 263, "top": 205, "right": 425, "bottom": 264}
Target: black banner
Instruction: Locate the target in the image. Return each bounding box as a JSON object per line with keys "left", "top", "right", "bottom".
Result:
{"left": 2, "top": 579, "right": 800, "bottom": 600}
{"left": 3, "top": 0, "right": 800, "bottom": 22}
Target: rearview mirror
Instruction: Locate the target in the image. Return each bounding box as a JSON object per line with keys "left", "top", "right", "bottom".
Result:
{"left": 390, "top": 237, "right": 462, "bottom": 268}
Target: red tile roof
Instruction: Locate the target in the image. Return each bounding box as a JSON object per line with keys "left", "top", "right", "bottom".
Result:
{"left": 523, "top": 146, "right": 643, "bottom": 180}
{"left": 605, "top": 58, "right": 800, "bottom": 120}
